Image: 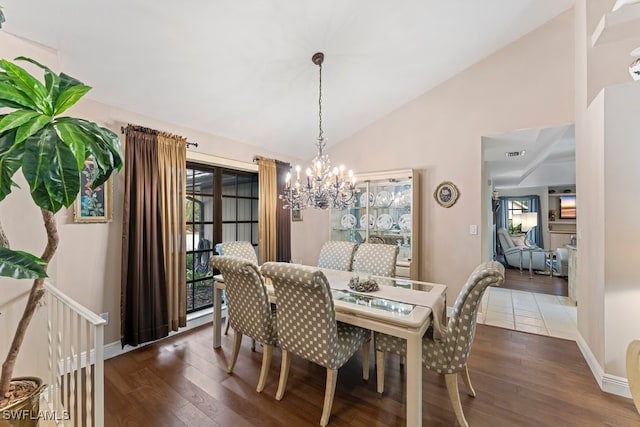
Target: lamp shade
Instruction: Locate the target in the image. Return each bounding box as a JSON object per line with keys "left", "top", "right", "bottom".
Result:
{"left": 512, "top": 212, "right": 538, "bottom": 232}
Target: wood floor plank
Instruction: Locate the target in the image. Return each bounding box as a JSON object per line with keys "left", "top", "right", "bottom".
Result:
{"left": 105, "top": 323, "right": 639, "bottom": 426}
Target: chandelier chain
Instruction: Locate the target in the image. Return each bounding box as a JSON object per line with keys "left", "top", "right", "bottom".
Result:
{"left": 318, "top": 61, "right": 324, "bottom": 150}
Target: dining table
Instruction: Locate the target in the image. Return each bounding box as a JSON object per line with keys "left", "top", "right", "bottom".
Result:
{"left": 211, "top": 267, "right": 447, "bottom": 427}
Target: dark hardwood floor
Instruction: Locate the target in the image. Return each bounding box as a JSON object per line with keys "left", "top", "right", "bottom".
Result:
{"left": 501, "top": 265, "right": 569, "bottom": 297}
{"left": 104, "top": 324, "right": 638, "bottom": 426}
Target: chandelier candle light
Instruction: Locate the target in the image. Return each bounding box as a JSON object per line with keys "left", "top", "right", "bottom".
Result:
{"left": 281, "top": 52, "right": 358, "bottom": 210}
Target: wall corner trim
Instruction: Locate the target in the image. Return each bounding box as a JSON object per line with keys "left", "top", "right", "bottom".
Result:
{"left": 576, "top": 331, "right": 632, "bottom": 398}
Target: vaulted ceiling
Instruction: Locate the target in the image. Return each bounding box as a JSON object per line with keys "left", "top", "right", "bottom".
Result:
{"left": 1, "top": 0, "right": 574, "bottom": 158}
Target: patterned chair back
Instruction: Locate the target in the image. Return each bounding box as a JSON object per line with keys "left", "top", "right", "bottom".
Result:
{"left": 261, "top": 262, "right": 343, "bottom": 369}
{"left": 438, "top": 261, "right": 505, "bottom": 372}
{"left": 317, "top": 241, "right": 358, "bottom": 271}
{"left": 209, "top": 255, "right": 277, "bottom": 345}
{"left": 352, "top": 243, "right": 399, "bottom": 277}
{"left": 216, "top": 241, "right": 258, "bottom": 265}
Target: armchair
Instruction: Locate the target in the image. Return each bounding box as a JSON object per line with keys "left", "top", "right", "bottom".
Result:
{"left": 497, "top": 228, "right": 546, "bottom": 271}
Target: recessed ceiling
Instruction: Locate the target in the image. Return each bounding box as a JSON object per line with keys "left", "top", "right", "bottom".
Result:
{"left": 484, "top": 124, "right": 575, "bottom": 189}
{"left": 1, "top": 0, "right": 574, "bottom": 158}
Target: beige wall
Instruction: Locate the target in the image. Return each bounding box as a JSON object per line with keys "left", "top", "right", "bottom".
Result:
{"left": 291, "top": 11, "right": 575, "bottom": 299}
{"left": 575, "top": 0, "right": 640, "bottom": 380}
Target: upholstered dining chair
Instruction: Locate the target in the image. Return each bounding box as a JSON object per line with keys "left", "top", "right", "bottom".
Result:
{"left": 352, "top": 242, "right": 399, "bottom": 277}
{"left": 317, "top": 241, "right": 358, "bottom": 271}
{"left": 261, "top": 262, "right": 369, "bottom": 427}
{"left": 374, "top": 261, "right": 505, "bottom": 427}
{"left": 216, "top": 241, "right": 258, "bottom": 264}
{"left": 215, "top": 241, "right": 259, "bottom": 336}
{"left": 209, "top": 255, "right": 277, "bottom": 393}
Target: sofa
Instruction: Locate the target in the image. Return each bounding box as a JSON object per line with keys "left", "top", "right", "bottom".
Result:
{"left": 497, "top": 227, "right": 547, "bottom": 271}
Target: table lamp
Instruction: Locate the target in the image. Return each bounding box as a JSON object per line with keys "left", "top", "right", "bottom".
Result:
{"left": 513, "top": 212, "right": 538, "bottom": 245}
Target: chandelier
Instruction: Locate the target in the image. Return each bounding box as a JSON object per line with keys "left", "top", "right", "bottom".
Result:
{"left": 280, "top": 52, "right": 357, "bottom": 210}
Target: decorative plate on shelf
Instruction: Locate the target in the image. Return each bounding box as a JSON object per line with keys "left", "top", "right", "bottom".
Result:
{"left": 395, "top": 189, "right": 412, "bottom": 208}
{"left": 360, "top": 214, "right": 376, "bottom": 229}
{"left": 359, "top": 191, "right": 375, "bottom": 207}
{"left": 375, "top": 190, "right": 393, "bottom": 207}
{"left": 376, "top": 214, "right": 394, "bottom": 231}
{"left": 341, "top": 213, "right": 357, "bottom": 229}
{"left": 398, "top": 214, "right": 412, "bottom": 232}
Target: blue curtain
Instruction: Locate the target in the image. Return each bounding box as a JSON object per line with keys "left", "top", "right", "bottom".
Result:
{"left": 496, "top": 195, "right": 543, "bottom": 248}
{"left": 528, "top": 195, "right": 543, "bottom": 248}
{"left": 496, "top": 198, "right": 508, "bottom": 230}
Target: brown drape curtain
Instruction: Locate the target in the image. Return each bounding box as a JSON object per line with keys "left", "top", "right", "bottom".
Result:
{"left": 258, "top": 158, "right": 277, "bottom": 263}
{"left": 158, "top": 133, "right": 187, "bottom": 331}
{"left": 276, "top": 160, "right": 291, "bottom": 262}
{"left": 121, "top": 125, "right": 187, "bottom": 347}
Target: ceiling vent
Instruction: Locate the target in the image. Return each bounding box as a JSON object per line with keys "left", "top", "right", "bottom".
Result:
{"left": 505, "top": 150, "right": 526, "bottom": 158}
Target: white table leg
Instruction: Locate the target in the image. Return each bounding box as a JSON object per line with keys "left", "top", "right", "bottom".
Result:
{"left": 213, "top": 281, "right": 223, "bottom": 349}
{"left": 406, "top": 332, "right": 422, "bottom": 426}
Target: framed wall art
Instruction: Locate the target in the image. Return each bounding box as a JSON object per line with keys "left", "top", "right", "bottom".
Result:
{"left": 433, "top": 181, "right": 460, "bottom": 208}
{"left": 74, "top": 157, "right": 113, "bottom": 223}
{"left": 291, "top": 209, "right": 303, "bottom": 222}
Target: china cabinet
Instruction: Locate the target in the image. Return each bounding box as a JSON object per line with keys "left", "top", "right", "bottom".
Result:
{"left": 330, "top": 169, "right": 419, "bottom": 279}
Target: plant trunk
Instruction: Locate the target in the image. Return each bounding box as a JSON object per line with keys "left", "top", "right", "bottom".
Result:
{"left": 0, "top": 219, "right": 10, "bottom": 249}
{"left": 0, "top": 210, "right": 58, "bottom": 406}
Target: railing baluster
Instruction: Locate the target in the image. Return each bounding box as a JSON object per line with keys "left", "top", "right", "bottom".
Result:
{"left": 43, "top": 282, "right": 105, "bottom": 427}
{"left": 85, "top": 322, "right": 93, "bottom": 427}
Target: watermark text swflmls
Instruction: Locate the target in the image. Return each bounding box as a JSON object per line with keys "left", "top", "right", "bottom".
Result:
{"left": 1, "top": 409, "right": 71, "bottom": 421}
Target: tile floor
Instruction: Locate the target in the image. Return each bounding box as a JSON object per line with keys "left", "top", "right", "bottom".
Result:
{"left": 477, "top": 287, "right": 577, "bottom": 340}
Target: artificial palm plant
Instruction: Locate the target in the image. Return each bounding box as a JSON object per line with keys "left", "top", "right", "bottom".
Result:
{"left": 0, "top": 56, "right": 123, "bottom": 406}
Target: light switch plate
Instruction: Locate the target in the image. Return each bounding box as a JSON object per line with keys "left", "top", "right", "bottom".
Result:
{"left": 470, "top": 224, "right": 478, "bottom": 235}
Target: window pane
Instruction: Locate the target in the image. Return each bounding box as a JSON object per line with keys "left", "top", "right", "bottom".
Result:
{"left": 222, "top": 223, "right": 237, "bottom": 241}
{"left": 193, "top": 278, "right": 213, "bottom": 310}
{"left": 237, "top": 175, "right": 253, "bottom": 197}
{"left": 237, "top": 199, "right": 252, "bottom": 221}
{"left": 252, "top": 199, "right": 259, "bottom": 221}
{"left": 237, "top": 223, "right": 252, "bottom": 242}
{"left": 222, "top": 197, "right": 237, "bottom": 221}
{"left": 222, "top": 173, "right": 236, "bottom": 195}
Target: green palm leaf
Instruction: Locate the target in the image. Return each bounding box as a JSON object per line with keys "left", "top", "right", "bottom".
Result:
{"left": 0, "top": 60, "right": 50, "bottom": 114}
{"left": 0, "top": 247, "right": 48, "bottom": 279}
{"left": 0, "top": 110, "right": 40, "bottom": 134}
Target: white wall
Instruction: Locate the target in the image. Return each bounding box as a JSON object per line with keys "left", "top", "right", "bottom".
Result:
{"left": 291, "top": 11, "right": 575, "bottom": 300}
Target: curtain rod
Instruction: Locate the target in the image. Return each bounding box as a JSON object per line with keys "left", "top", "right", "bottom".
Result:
{"left": 120, "top": 126, "right": 198, "bottom": 148}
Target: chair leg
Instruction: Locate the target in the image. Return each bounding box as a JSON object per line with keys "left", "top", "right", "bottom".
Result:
{"left": 224, "top": 317, "right": 231, "bottom": 335}
{"left": 362, "top": 338, "right": 370, "bottom": 381}
{"left": 375, "top": 350, "right": 385, "bottom": 395}
{"left": 256, "top": 344, "right": 273, "bottom": 392}
{"left": 320, "top": 368, "right": 338, "bottom": 427}
{"left": 227, "top": 331, "right": 242, "bottom": 373}
{"left": 276, "top": 349, "right": 291, "bottom": 401}
{"left": 444, "top": 373, "right": 469, "bottom": 427}
{"left": 460, "top": 364, "right": 476, "bottom": 397}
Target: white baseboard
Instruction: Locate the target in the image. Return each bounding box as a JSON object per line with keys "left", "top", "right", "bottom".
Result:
{"left": 576, "top": 331, "right": 631, "bottom": 398}
{"left": 103, "top": 306, "right": 225, "bottom": 360}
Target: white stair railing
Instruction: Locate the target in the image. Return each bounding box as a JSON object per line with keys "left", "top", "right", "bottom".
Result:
{"left": 44, "top": 281, "right": 105, "bottom": 427}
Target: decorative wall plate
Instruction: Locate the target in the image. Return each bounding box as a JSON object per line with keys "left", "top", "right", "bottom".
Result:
{"left": 376, "top": 213, "right": 394, "bottom": 231}
{"left": 398, "top": 214, "right": 412, "bottom": 232}
{"left": 360, "top": 191, "right": 375, "bottom": 207}
{"left": 360, "top": 214, "right": 375, "bottom": 229}
{"left": 434, "top": 181, "right": 460, "bottom": 208}
{"left": 341, "top": 213, "right": 357, "bottom": 229}
{"left": 375, "top": 190, "right": 393, "bottom": 207}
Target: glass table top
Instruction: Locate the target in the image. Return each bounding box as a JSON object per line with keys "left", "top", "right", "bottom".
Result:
{"left": 332, "top": 290, "right": 415, "bottom": 315}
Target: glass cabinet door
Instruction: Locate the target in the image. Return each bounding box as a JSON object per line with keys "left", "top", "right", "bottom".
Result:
{"left": 330, "top": 169, "right": 418, "bottom": 279}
